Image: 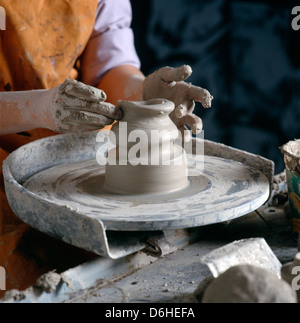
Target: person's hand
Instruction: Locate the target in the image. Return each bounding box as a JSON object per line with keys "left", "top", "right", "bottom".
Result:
{"left": 47, "top": 79, "right": 122, "bottom": 133}
{"left": 142, "top": 65, "right": 213, "bottom": 140}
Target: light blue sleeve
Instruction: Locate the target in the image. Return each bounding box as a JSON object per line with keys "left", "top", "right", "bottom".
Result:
{"left": 80, "top": 0, "right": 141, "bottom": 87}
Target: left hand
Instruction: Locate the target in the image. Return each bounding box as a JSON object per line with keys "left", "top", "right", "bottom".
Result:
{"left": 47, "top": 79, "right": 122, "bottom": 133}
{"left": 142, "top": 65, "right": 213, "bottom": 140}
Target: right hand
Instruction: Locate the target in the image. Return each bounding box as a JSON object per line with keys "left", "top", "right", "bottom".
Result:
{"left": 142, "top": 65, "right": 213, "bottom": 141}
{"left": 47, "top": 79, "right": 122, "bottom": 133}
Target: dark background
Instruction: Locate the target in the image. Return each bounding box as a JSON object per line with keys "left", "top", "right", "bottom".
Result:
{"left": 130, "top": 0, "right": 300, "bottom": 174}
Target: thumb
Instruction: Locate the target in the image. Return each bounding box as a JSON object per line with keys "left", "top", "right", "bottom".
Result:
{"left": 157, "top": 65, "right": 192, "bottom": 83}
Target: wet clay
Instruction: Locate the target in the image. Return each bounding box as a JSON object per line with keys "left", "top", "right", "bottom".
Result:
{"left": 201, "top": 264, "right": 297, "bottom": 303}
{"left": 281, "top": 139, "right": 300, "bottom": 176}
{"left": 104, "top": 99, "right": 189, "bottom": 195}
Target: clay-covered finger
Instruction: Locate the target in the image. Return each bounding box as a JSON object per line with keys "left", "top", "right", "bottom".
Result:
{"left": 64, "top": 102, "right": 123, "bottom": 120}
{"left": 181, "top": 114, "right": 203, "bottom": 135}
{"left": 97, "top": 102, "right": 123, "bottom": 120}
{"left": 174, "top": 104, "right": 187, "bottom": 118}
{"left": 158, "top": 65, "right": 192, "bottom": 83}
{"left": 188, "top": 85, "right": 213, "bottom": 108}
{"left": 63, "top": 79, "right": 107, "bottom": 102}
{"left": 62, "top": 110, "right": 114, "bottom": 128}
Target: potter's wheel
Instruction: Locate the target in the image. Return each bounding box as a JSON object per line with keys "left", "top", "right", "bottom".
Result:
{"left": 3, "top": 131, "right": 270, "bottom": 256}
{"left": 22, "top": 156, "right": 268, "bottom": 231}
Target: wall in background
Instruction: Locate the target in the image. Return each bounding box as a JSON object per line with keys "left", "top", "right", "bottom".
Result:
{"left": 131, "top": 0, "right": 300, "bottom": 173}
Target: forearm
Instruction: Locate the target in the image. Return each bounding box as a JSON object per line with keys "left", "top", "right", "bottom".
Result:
{"left": 97, "top": 65, "right": 145, "bottom": 105}
{"left": 0, "top": 90, "right": 54, "bottom": 135}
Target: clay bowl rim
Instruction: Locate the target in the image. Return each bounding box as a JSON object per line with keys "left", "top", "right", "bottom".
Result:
{"left": 118, "top": 98, "right": 175, "bottom": 116}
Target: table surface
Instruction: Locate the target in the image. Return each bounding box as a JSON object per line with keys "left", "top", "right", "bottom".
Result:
{"left": 66, "top": 204, "right": 297, "bottom": 303}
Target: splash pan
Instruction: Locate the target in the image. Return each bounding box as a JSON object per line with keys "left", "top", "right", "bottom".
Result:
{"left": 2, "top": 131, "right": 270, "bottom": 258}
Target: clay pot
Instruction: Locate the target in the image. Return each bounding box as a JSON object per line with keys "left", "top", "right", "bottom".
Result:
{"left": 104, "top": 99, "right": 189, "bottom": 195}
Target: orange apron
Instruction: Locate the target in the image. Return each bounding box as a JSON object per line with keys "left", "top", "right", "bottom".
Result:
{"left": 0, "top": 0, "right": 98, "bottom": 296}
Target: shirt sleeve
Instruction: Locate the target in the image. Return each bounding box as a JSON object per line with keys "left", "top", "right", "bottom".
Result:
{"left": 80, "top": 0, "right": 141, "bottom": 87}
